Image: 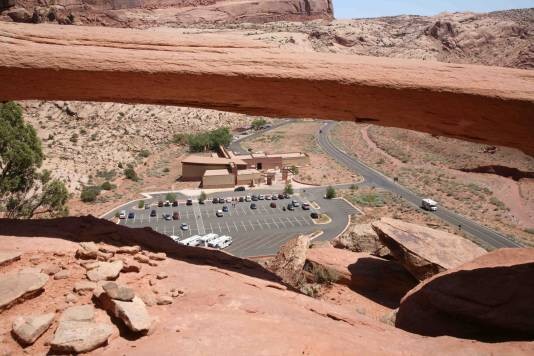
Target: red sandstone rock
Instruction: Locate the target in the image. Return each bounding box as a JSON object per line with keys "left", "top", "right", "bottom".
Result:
{"left": 396, "top": 248, "right": 534, "bottom": 341}
{"left": 0, "top": 23, "right": 532, "bottom": 154}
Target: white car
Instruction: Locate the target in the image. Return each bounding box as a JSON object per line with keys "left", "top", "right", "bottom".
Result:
{"left": 258, "top": 195, "right": 265, "bottom": 200}
{"left": 180, "top": 223, "right": 189, "bottom": 231}
{"left": 216, "top": 210, "right": 223, "bottom": 217}
{"left": 226, "top": 197, "right": 232, "bottom": 203}
{"left": 245, "top": 195, "right": 252, "bottom": 202}
{"left": 119, "top": 210, "right": 127, "bottom": 219}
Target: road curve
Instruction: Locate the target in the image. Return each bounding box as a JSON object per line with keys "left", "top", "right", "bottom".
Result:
{"left": 318, "top": 121, "right": 522, "bottom": 249}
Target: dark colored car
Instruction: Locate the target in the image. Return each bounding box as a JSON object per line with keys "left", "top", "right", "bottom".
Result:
{"left": 172, "top": 200, "right": 178, "bottom": 207}
{"left": 163, "top": 213, "right": 172, "bottom": 221}
{"left": 186, "top": 199, "right": 193, "bottom": 206}
{"left": 150, "top": 209, "right": 157, "bottom": 217}
{"left": 212, "top": 198, "right": 218, "bottom": 204}
{"left": 302, "top": 203, "right": 310, "bottom": 210}
{"left": 278, "top": 193, "right": 285, "bottom": 199}
{"left": 239, "top": 196, "right": 244, "bottom": 202}
{"left": 199, "top": 199, "right": 205, "bottom": 205}
{"left": 164, "top": 201, "right": 171, "bottom": 207}
{"left": 284, "top": 193, "right": 290, "bottom": 199}
{"left": 250, "top": 203, "right": 257, "bottom": 210}
{"left": 222, "top": 206, "right": 229, "bottom": 212}
{"left": 272, "top": 195, "right": 278, "bottom": 200}
{"left": 128, "top": 212, "right": 135, "bottom": 219}
{"left": 310, "top": 212, "right": 319, "bottom": 219}
{"left": 172, "top": 212, "right": 180, "bottom": 220}
{"left": 218, "top": 197, "right": 225, "bottom": 203}
{"left": 287, "top": 204, "right": 294, "bottom": 211}
{"left": 270, "top": 202, "right": 277, "bottom": 208}
{"left": 158, "top": 201, "right": 163, "bottom": 207}
{"left": 251, "top": 195, "right": 258, "bottom": 201}
{"left": 234, "top": 186, "right": 246, "bottom": 192}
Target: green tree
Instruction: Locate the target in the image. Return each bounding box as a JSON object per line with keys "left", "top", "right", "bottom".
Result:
{"left": 138, "top": 200, "right": 145, "bottom": 209}
{"left": 350, "top": 184, "right": 358, "bottom": 191}
{"left": 124, "top": 165, "right": 139, "bottom": 181}
{"left": 187, "top": 127, "right": 232, "bottom": 152}
{"left": 100, "top": 181, "right": 114, "bottom": 191}
{"left": 199, "top": 191, "right": 207, "bottom": 203}
{"left": 165, "top": 192, "right": 177, "bottom": 201}
{"left": 0, "top": 102, "right": 69, "bottom": 218}
{"left": 325, "top": 186, "right": 336, "bottom": 199}
{"left": 81, "top": 185, "right": 101, "bottom": 203}
{"left": 289, "top": 165, "right": 299, "bottom": 175}
{"left": 284, "top": 183, "right": 294, "bottom": 195}
{"left": 251, "top": 118, "right": 268, "bottom": 130}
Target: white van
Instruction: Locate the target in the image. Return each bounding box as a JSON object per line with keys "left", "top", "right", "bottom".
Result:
{"left": 209, "top": 235, "right": 233, "bottom": 249}
{"left": 421, "top": 198, "right": 438, "bottom": 211}
{"left": 179, "top": 235, "right": 202, "bottom": 247}
{"left": 119, "top": 210, "right": 127, "bottom": 219}
{"left": 198, "top": 233, "right": 219, "bottom": 247}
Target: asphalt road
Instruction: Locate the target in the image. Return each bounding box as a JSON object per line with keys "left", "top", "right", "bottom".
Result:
{"left": 318, "top": 121, "right": 522, "bottom": 249}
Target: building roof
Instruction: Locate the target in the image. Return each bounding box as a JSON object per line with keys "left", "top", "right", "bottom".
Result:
{"left": 182, "top": 155, "right": 247, "bottom": 166}
{"left": 237, "top": 169, "right": 261, "bottom": 176}
{"left": 203, "top": 169, "right": 231, "bottom": 177}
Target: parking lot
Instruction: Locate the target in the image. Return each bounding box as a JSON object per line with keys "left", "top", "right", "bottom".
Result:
{"left": 105, "top": 189, "right": 358, "bottom": 257}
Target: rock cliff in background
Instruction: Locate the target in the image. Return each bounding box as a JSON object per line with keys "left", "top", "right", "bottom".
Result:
{"left": 1, "top": 0, "right": 333, "bottom": 26}
{"left": 1, "top": 22, "right": 533, "bottom": 155}
{"left": 396, "top": 248, "right": 534, "bottom": 341}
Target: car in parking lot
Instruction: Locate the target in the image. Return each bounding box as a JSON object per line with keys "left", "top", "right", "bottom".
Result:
{"left": 216, "top": 210, "right": 224, "bottom": 217}
{"left": 119, "top": 210, "right": 127, "bottom": 219}
{"left": 128, "top": 212, "right": 135, "bottom": 219}
{"left": 163, "top": 213, "right": 172, "bottom": 221}
{"left": 258, "top": 195, "right": 265, "bottom": 200}
{"left": 164, "top": 200, "right": 171, "bottom": 207}
{"left": 265, "top": 194, "right": 272, "bottom": 200}
{"left": 158, "top": 201, "right": 163, "bottom": 207}
{"left": 284, "top": 194, "right": 290, "bottom": 199}
{"left": 172, "top": 200, "right": 178, "bottom": 207}
{"left": 250, "top": 203, "right": 257, "bottom": 209}
{"left": 270, "top": 202, "right": 277, "bottom": 208}
{"left": 212, "top": 198, "right": 218, "bottom": 204}
{"left": 310, "top": 212, "right": 319, "bottom": 219}
{"left": 302, "top": 203, "right": 310, "bottom": 210}
{"left": 222, "top": 206, "right": 229, "bottom": 212}
{"left": 239, "top": 196, "right": 244, "bottom": 202}
{"left": 199, "top": 199, "right": 205, "bottom": 204}
{"left": 246, "top": 196, "right": 252, "bottom": 202}
{"left": 292, "top": 200, "right": 300, "bottom": 207}
{"left": 278, "top": 193, "right": 284, "bottom": 199}
{"left": 287, "top": 204, "right": 294, "bottom": 211}
{"left": 251, "top": 195, "right": 258, "bottom": 201}
{"left": 180, "top": 223, "right": 189, "bottom": 231}
{"left": 234, "top": 186, "right": 246, "bottom": 192}
{"left": 172, "top": 212, "right": 180, "bottom": 220}
{"left": 272, "top": 195, "right": 278, "bottom": 200}
{"left": 186, "top": 199, "right": 193, "bottom": 206}
{"left": 225, "top": 197, "right": 232, "bottom": 203}
{"left": 150, "top": 209, "right": 157, "bottom": 217}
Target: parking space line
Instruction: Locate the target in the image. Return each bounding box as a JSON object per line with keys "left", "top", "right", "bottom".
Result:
{"left": 256, "top": 219, "right": 263, "bottom": 229}
{"left": 278, "top": 217, "right": 287, "bottom": 228}
{"left": 233, "top": 221, "right": 238, "bottom": 232}
{"left": 249, "top": 221, "right": 255, "bottom": 231}
{"left": 271, "top": 218, "right": 279, "bottom": 229}
{"left": 241, "top": 221, "right": 247, "bottom": 232}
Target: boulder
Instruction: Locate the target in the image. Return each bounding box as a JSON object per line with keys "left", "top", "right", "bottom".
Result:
{"left": 0, "top": 251, "right": 21, "bottom": 267}
{"left": 372, "top": 218, "right": 486, "bottom": 280}
{"left": 98, "top": 245, "right": 117, "bottom": 254}
{"left": 76, "top": 242, "right": 99, "bottom": 260}
{"left": 149, "top": 252, "right": 166, "bottom": 261}
{"left": 156, "top": 295, "right": 173, "bottom": 305}
{"left": 53, "top": 270, "right": 70, "bottom": 280}
{"left": 333, "top": 223, "right": 390, "bottom": 257}
{"left": 6, "top": 8, "right": 32, "bottom": 23}
{"left": 0, "top": 271, "right": 48, "bottom": 311}
{"left": 65, "top": 293, "right": 77, "bottom": 304}
{"left": 305, "top": 247, "right": 417, "bottom": 308}
{"left": 73, "top": 281, "right": 97, "bottom": 295}
{"left": 80, "top": 260, "right": 100, "bottom": 270}
{"left": 96, "top": 289, "right": 151, "bottom": 333}
{"left": 12, "top": 313, "right": 54, "bottom": 345}
{"left": 121, "top": 260, "right": 141, "bottom": 273}
{"left": 116, "top": 245, "right": 141, "bottom": 255}
{"left": 42, "top": 264, "right": 61, "bottom": 275}
{"left": 60, "top": 304, "right": 95, "bottom": 322}
{"left": 134, "top": 254, "right": 150, "bottom": 264}
{"left": 268, "top": 235, "right": 310, "bottom": 286}
{"left": 396, "top": 248, "right": 534, "bottom": 341}
{"left": 86, "top": 260, "right": 123, "bottom": 282}
{"left": 97, "top": 251, "right": 114, "bottom": 261}
{"left": 156, "top": 272, "right": 168, "bottom": 280}
{"left": 102, "top": 281, "right": 135, "bottom": 301}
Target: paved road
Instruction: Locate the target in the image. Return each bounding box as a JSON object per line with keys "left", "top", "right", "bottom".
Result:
{"left": 229, "top": 119, "right": 294, "bottom": 155}
{"left": 318, "top": 121, "right": 522, "bottom": 249}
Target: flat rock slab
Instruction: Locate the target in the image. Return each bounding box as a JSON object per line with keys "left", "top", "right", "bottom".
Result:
{"left": 372, "top": 218, "right": 486, "bottom": 280}
{"left": 86, "top": 260, "right": 123, "bottom": 282}
{"left": 0, "top": 271, "right": 48, "bottom": 312}
{"left": 51, "top": 320, "right": 113, "bottom": 353}
{"left": 60, "top": 304, "right": 95, "bottom": 322}
{"left": 12, "top": 313, "right": 55, "bottom": 345}
{"left": 0, "top": 251, "right": 22, "bottom": 267}
{"left": 97, "top": 290, "right": 151, "bottom": 333}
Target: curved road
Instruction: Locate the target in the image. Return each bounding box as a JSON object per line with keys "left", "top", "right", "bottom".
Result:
{"left": 318, "top": 121, "right": 522, "bottom": 249}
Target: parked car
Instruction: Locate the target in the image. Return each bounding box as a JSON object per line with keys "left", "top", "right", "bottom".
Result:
{"left": 186, "top": 199, "right": 193, "bottom": 206}
{"left": 270, "top": 202, "right": 277, "bottom": 208}
{"left": 287, "top": 204, "right": 294, "bottom": 211}
{"left": 239, "top": 196, "right": 244, "bottom": 202}
{"left": 251, "top": 195, "right": 258, "bottom": 201}
{"left": 164, "top": 200, "right": 171, "bottom": 207}
{"left": 245, "top": 195, "right": 252, "bottom": 202}
{"left": 150, "top": 209, "right": 157, "bottom": 217}
{"left": 158, "top": 201, "right": 163, "bottom": 207}
{"left": 218, "top": 197, "right": 225, "bottom": 203}
{"left": 180, "top": 223, "right": 189, "bottom": 231}
{"left": 266, "top": 194, "right": 272, "bottom": 200}
{"left": 310, "top": 212, "right": 319, "bottom": 219}
{"left": 272, "top": 195, "right": 278, "bottom": 200}
{"left": 284, "top": 193, "right": 290, "bottom": 199}
{"left": 250, "top": 203, "right": 257, "bottom": 210}
{"left": 302, "top": 203, "right": 310, "bottom": 210}
{"left": 199, "top": 199, "right": 205, "bottom": 205}
{"left": 278, "top": 193, "right": 285, "bottom": 199}
{"left": 172, "top": 212, "right": 180, "bottom": 220}
{"left": 212, "top": 198, "right": 218, "bottom": 204}
{"left": 226, "top": 197, "right": 232, "bottom": 203}
{"left": 292, "top": 200, "right": 300, "bottom": 207}
{"left": 216, "top": 210, "right": 223, "bottom": 217}
{"left": 258, "top": 195, "right": 265, "bottom": 200}
{"left": 119, "top": 210, "right": 127, "bottom": 219}
{"left": 172, "top": 200, "right": 178, "bottom": 207}
{"left": 222, "top": 206, "right": 229, "bottom": 212}
{"left": 127, "top": 212, "right": 135, "bottom": 219}
{"left": 234, "top": 186, "right": 246, "bottom": 192}
{"left": 144, "top": 204, "right": 150, "bottom": 210}
{"left": 163, "top": 213, "right": 172, "bottom": 221}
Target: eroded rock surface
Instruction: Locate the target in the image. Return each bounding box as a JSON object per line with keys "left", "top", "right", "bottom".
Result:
{"left": 0, "top": 271, "right": 48, "bottom": 311}
{"left": 268, "top": 235, "right": 309, "bottom": 285}
{"left": 86, "top": 260, "right": 123, "bottom": 282}
{"left": 333, "top": 223, "right": 390, "bottom": 257}
{"left": 12, "top": 313, "right": 54, "bottom": 345}
{"left": 396, "top": 248, "right": 534, "bottom": 341}
{"left": 372, "top": 218, "right": 486, "bottom": 280}
{"left": 0, "top": 251, "right": 21, "bottom": 267}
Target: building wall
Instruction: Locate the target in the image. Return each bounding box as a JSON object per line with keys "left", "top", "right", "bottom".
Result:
{"left": 236, "top": 172, "right": 262, "bottom": 186}
{"left": 202, "top": 174, "right": 235, "bottom": 188}
{"left": 242, "top": 156, "right": 283, "bottom": 170}
{"left": 182, "top": 163, "right": 229, "bottom": 181}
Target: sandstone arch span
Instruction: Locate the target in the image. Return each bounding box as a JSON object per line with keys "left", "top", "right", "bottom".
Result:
{"left": 0, "top": 23, "right": 533, "bottom": 155}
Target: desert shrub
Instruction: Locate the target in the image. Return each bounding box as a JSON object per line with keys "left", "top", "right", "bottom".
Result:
{"left": 124, "top": 165, "right": 139, "bottom": 181}
{"left": 284, "top": 183, "right": 294, "bottom": 195}
{"left": 163, "top": 167, "right": 170, "bottom": 173}
{"left": 70, "top": 133, "right": 78, "bottom": 143}
{"left": 81, "top": 185, "right": 101, "bottom": 202}
{"left": 352, "top": 193, "right": 385, "bottom": 207}
{"left": 525, "top": 228, "right": 534, "bottom": 235}
{"left": 138, "top": 200, "right": 145, "bottom": 209}
{"left": 172, "top": 133, "right": 188, "bottom": 145}
{"left": 100, "top": 181, "right": 115, "bottom": 191}
{"left": 251, "top": 118, "right": 268, "bottom": 130}
{"left": 325, "top": 186, "right": 336, "bottom": 199}
{"left": 310, "top": 264, "right": 339, "bottom": 285}
{"left": 490, "top": 197, "right": 508, "bottom": 211}
{"left": 139, "top": 149, "right": 150, "bottom": 158}
{"left": 199, "top": 191, "right": 207, "bottom": 203}
{"left": 96, "top": 169, "right": 116, "bottom": 181}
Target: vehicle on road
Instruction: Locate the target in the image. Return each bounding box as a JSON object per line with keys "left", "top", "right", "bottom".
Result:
{"left": 180, "top": 223, "right": 189, "bottom": 231}
{"left": 234, "top": 186, "right": 246, "bottom": 192}
{"left": 127, "top": 212, "right": 135, "bottom": 219}
{"left": 222, "top": 206, "right": 229, "bottom": 212}
{"left": 250, "top": 203, "right": 257, "bottom": 210}
{"left": 172, "top": 212, "right": 180, "bottom": 220}
{"left": 287, "top": 204, "right": 294, "bottom": 211}
{"left": 302, "top": 203, "right": 310, "bottom": 210}
{"left": 270, "top": 202, "right": 277, "bottom": 208}
{"left": 119, "top": 210, "right": 127, "bottom": 219}
{"left": 199, "top": 233, "right": 219, "bottom": 247}
{"left": 216, "top": 210, "right": 224, "bottom": 217}
{"left": 150, "top": 209, "right": 157, "bottom": 217}
{"left": 209, "top": 235, "right": 233, "bottom": 249}
{"left": 310, "top": 212, "right": 319, "bottom": 219}
{"left": 186, "top": 199, "right": 193, "bottom": 206}
{"left": 179, "top": 235, "right": 202, "bottom": 247}
{"left": 421, "top": 198, "right": 438, "bottom": 211}
{"left": 164, "top": 200, "right": 171, "bottom": 207}
{"left": 163, "top": 213, "right": 172, "bottom": 221}
{"left": 158, "top": 201, "right": 163, "bottom": 207}
{"left": 172, "top": 200, "right": 178, "bottom": 207}
{"left": 292, "top": 200, "right": 300, "bottom": 207}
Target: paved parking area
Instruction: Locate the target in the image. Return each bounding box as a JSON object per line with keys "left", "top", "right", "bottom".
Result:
{"left": 105, "top": 190, "right": 358, "bottom": 257}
